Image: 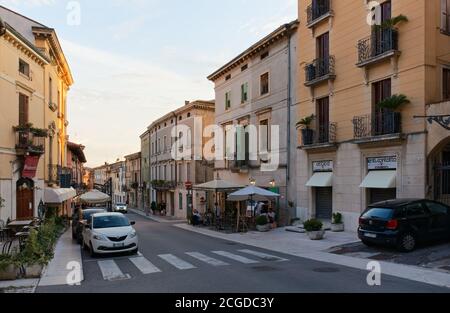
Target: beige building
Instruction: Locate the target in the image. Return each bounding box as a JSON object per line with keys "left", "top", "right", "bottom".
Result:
{"left": 296, "top": 0, "right": 450, "bottom": 231}
{"left": 110, "top": 160, "right": 126, "bottom": 207}
{"left": 124, "top": 152, "right": 141, "bottom": 208}
{"left": 0, "top": 6, "right": 73, "bottom": 221}
{"left": 140, "top": 130, "right": 150, "bottom": 209}
{"left": 208, "top": 21, "right": 299, "bottom": 224}
{"left": 147, "top": 100, "right": 215, "bottom": 219}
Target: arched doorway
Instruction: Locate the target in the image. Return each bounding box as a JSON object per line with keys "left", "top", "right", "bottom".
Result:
{"left": 16, "top": 178, "right": 34, "bottom": 220}
{"left": 429, "top": 140, "right": 450, "bottom": 206}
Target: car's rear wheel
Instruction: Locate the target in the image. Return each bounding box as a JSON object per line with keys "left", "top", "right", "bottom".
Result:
{"left": 397, "top": 232, "right": 417, "bottom": 252}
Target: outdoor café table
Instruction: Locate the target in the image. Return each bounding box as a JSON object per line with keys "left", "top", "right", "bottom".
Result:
{"left": 7, "top": 220, "right": 34, "bottom": 233}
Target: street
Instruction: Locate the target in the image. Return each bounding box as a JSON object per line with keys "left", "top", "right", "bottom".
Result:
{"left": 36, "top": 213, "right": 450, "bottom": 293}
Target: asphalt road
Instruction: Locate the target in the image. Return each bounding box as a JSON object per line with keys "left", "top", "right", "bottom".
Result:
{"left": 36, "top": 212, "right": 450, "bottom": 293}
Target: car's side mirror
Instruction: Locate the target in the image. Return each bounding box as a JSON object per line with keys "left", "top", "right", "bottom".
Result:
{"left": 130, "top": 221, "right": 136, "bottom": 226}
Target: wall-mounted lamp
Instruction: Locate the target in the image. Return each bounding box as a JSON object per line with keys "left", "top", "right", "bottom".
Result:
{"left": 269, "top": 179, "right": 276, "bottom": 188}
{"left": 249, "top": 178, "right": 256, "bottom": 186}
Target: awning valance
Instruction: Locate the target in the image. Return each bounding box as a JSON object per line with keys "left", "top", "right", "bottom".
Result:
{"left": 44, "top": 187, "right": 77, "bottom": 204}
{"left": 360, "top": 170, "right": 397, "bottom": 189}
{"left": 306, "top": 172, "right": 333, "bottom": 187}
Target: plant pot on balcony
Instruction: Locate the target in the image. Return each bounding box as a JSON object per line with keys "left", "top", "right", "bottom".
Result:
{"left": 302, "top": 129, "right": 314, "bottom": 145}
{"left": 0, "top": 265, "right": 20, "bottom": 281}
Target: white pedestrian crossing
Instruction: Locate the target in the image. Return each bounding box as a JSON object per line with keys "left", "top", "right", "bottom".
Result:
{"left": 211, "top": 251, "right": 260, "bottom": 264}
{"left": 186, "top": 252, "right": 230, "bottom": 266}
{"left": 130, "top": 256, "right": 161, "bottom": 274}
{"left": 238, "top": 249, "right": 289, "bottom": 262}
{"left": 98, "top": 260, "right": 130, "bottom": 281}
{"left": 158, "top": 254, "right": 197, "bottom": 270}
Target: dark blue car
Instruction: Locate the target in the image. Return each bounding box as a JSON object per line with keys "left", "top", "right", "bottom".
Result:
{"left": 358, "top": 199, "right": 450, "bottom": 252}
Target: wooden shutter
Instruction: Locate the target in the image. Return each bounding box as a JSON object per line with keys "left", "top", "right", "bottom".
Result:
{"left": 19, "top": 93, "right": 29, "bottom": 126}
{"left": 442, "top": 0, "right": 448, "bottom": 31}
{"left": 317, "top": 32, "right": 329, "bottom": 59}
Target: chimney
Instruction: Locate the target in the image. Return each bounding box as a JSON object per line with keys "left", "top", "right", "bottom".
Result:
{"left": 185, "top": 101, "right": 190, "bottom": 106}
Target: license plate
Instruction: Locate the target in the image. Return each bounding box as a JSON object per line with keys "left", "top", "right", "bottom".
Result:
{"left": 364, "top": 233, "right": 377, "bottom": 239}
{"left": 113, "top": 243, "right": 125, "bottom": 248}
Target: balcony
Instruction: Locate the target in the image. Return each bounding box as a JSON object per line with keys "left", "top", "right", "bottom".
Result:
{"left": 151, "top": 180, "right": 176, "bottom": 191}
{"left": 352, "top": 111, "right": 403, "bottom": 145}
{"left": 47, "top": 165, "right": 72, "bottom": 187}
{"left": 357, "top": 28, "right": 400, "bottom": 67}
{"left": 304, "top": 56, "right": 335, "bottom": 87}
{"left": 307, "top": 0, "right": 332, "bottom": 28}
{"left": 300, "top": 123, "right": 337, "bottom": 151}
{"left": 14, "top": 128, "right": 46, "bottom": 156}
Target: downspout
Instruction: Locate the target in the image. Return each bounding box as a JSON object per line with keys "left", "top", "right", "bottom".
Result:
{"left": 286, "top": 24, "right": 293, "bottom": 221}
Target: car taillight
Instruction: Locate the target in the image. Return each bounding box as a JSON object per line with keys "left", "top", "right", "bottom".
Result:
{"left": 386, "top": 219, "right": 398, "bottom": 230}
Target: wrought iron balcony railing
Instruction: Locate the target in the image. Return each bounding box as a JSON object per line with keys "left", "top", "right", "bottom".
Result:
{"left": 305, "top": 55, "right": 335, "bottom": 86}
{"left": 151, "top": 180, "right": 176, "bottom": 190}
{"left": 306, "top": 0, "right": 331, "bottom": 25}
{"left": 357, "top": 28, "right": 399, "bottom": 66}
{"left": 15, "top": 129, "right": 45, "bottom": 155}
{"left": 353, "top": 111, "right": 402, "bottom": 139}
{"left": 302, "top": 123, "right": 337, "bottom": 146}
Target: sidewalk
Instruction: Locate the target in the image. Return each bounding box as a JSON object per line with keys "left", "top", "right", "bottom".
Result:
{"left": 38, "top": 229, "right": 83, "bottom": 287}
{"left": 129, "top": 208, "right": 187, "bottom": 224}
{"left": 174, "top": 224, "right": 450, "bottom": 289}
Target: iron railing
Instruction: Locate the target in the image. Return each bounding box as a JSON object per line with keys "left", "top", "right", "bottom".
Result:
{"left": 357, "top": 28, "right": 399, "bottom": 64}
{"left": 302, "top": 123, "right": 337, "bottom": 146}
{"left": 15, "top": 130, "right": 45, "bottom": 155}
{"left": 151, "top": 180, "right": 176, "bottom": 190}
{"left": 305, "top": 55, "right": 335, "bottom": 84}
{"left": 307, "top": 0, "right": 331, "bottom": 25}
{"left": 353, "top": 111, "right": 402, "bottom": 139}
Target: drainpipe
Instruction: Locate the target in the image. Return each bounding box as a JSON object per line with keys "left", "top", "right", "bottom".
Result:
{"left": 286, "top": 24, "right": 293, "bottom": 221}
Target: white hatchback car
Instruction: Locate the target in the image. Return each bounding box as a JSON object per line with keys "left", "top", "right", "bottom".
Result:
{"left": 113, "top": 203, "right": 128, "bottom": 214}
{"left": 82, "top": 213, "right": 138, "bottom": 257}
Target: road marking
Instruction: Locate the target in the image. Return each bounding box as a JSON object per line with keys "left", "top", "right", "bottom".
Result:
{"left": 98, "top": 260, "right": 130, "bottom": 281}
{"left": 158, "top": 254, "right": 196, "bottom": 270}
{"left": 186, "top": 252, "right": 230, "bottom": 267}
{"left": 211, "top": 251, "right": 259, "bottom": 264}
{"left": 129, "top": 257, "right": 161, "bottom": 274}
{"left": 238, "top": 249, "right": 289, "bottom": 262}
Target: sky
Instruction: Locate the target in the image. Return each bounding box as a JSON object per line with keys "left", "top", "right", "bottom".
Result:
{"left": 0, "top": 0, "right": 297, "bottom": 167}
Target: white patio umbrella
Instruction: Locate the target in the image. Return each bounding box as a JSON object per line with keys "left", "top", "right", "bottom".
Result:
{"left": 227, "top": 186, "right": 280, "bottom": 231}
{"left": 80, "top": 190, "right": 111, "bottom": 205}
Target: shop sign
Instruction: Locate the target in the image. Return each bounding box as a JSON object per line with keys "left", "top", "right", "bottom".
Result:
{"left": 368, "top": 156, "right": 397, "bottom": 170}
{"left": 313, "top": 160, "right": 333, "bottom": 172}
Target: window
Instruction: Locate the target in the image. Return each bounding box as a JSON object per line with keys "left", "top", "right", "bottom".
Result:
{"left": 260, "top": 73, "right": 269, "bottom": 96}
{"left": 241, "top": 64, "right": 248, "bottom": 72}
{"left": 19, "top": 59, "right": 30, "bottom": 77}
{"left": 187, "top": 112, "right": 191, "bottom": 118}
{"left": 317, "top": 32, "right": 329, "bottom": 60}
{"left": 163, "top": 165, "right": 167, "bottom": 180}
{"left": 443, "top": 68, "right": 450, "bottom": 100}
{"left": 157, "top": 139, "right": 161, "bottom": 153}
{"left": 426, "top": 202, "right": 449, "bottom": 215}
{"left": 317, "top": 97, "right": 330, "bottom": 143}
{"left": 163, "top": 136, "right": 167, "bottom": 152}
{"left": 442, "top": 0, "right": 450, "bottom": 33}
{"left": 241, "top": 82, "right": 248, "bottom": 104}
{"left": 19, "top": 93, "right": 29, "bottom": 126}
{"left": 179, "top": 193, "right": 183, "bottom": 210}
{"left": 225, "top": 91, "right": 231, "bottom": 110}
{"left": 261, "top": 51, "right": 269, "bottom": 60}
{"left": 49, "top": 77, "right": 53, "bottom": 104}
{"left": 225, "top": 74, "right": 231, "bottom": 81}
{"left": 259, "top": 119, "right": 269, "bottom": 153}
{"left": 151, "top": 142, "right": 154, "bottom": 155}
{"left": 179, "top": 116, "right": 182, "bottom": 121}
{"left": 406, "top": 203, "right": 428, "bottom": 218}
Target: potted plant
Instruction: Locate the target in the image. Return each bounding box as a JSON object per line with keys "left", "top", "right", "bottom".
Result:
{"left": 331, "top": 212, "right": 345, "bottom": 232}
{"left": 296, "top": 115, "right": 315, "bottom": 146}
{"left": 374, "top": 14, "right": 408, "bottom": 30}
{"left": 303, "top": 219, "right": 325, "bottom": 240}
{"left": 0, "top": 254, "right": 20, "bottom": 281}
{"left": 376, "top": 94, "right": 410, "bottom": 134}
{"left": 256, "top": 215, "right": 271, "bottom": 232}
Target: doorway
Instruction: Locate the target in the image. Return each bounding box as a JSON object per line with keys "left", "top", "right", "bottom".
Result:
{"left": 315, "top": 187, "right": 332, "bottom": 220}
{"left": 16, "top": 178, "right": 34, "bottom": 220}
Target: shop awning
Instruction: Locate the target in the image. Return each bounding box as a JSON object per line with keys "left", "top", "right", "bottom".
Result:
{"left": 44, "top": 187, "right": 77, "bottom": 204}
{"left": 306, "top": 172, "right": 333, "bottom": 187}
{"left": 360, "top": 170, "right": 397, "bottom": 189}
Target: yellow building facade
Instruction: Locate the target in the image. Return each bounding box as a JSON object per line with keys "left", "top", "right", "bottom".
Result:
{"left": 0, "top": 6, "right": 73, "bottom": 221}
{"left": 296, "top": 0, "right": 450, "bottom": 230}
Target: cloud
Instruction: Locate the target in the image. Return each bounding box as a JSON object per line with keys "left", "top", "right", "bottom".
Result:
{"left": 0, "top": 0, "right": 55, "bottom": 8}
{"left": 63, "top": 40, "right": 213, "bottom": 167}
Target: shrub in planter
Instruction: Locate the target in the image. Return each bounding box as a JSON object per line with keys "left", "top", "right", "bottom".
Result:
{"left": 0, "top": 254, "right": 20, "bottom": 281}
{"left": 256, "top": 215, "right": 270, "bottom": 232}
{"left": 303, "top": 219, "right": 325, "bottom": 240}
{"left": 331, "top": 213, "right": 345, "bottom": 232}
